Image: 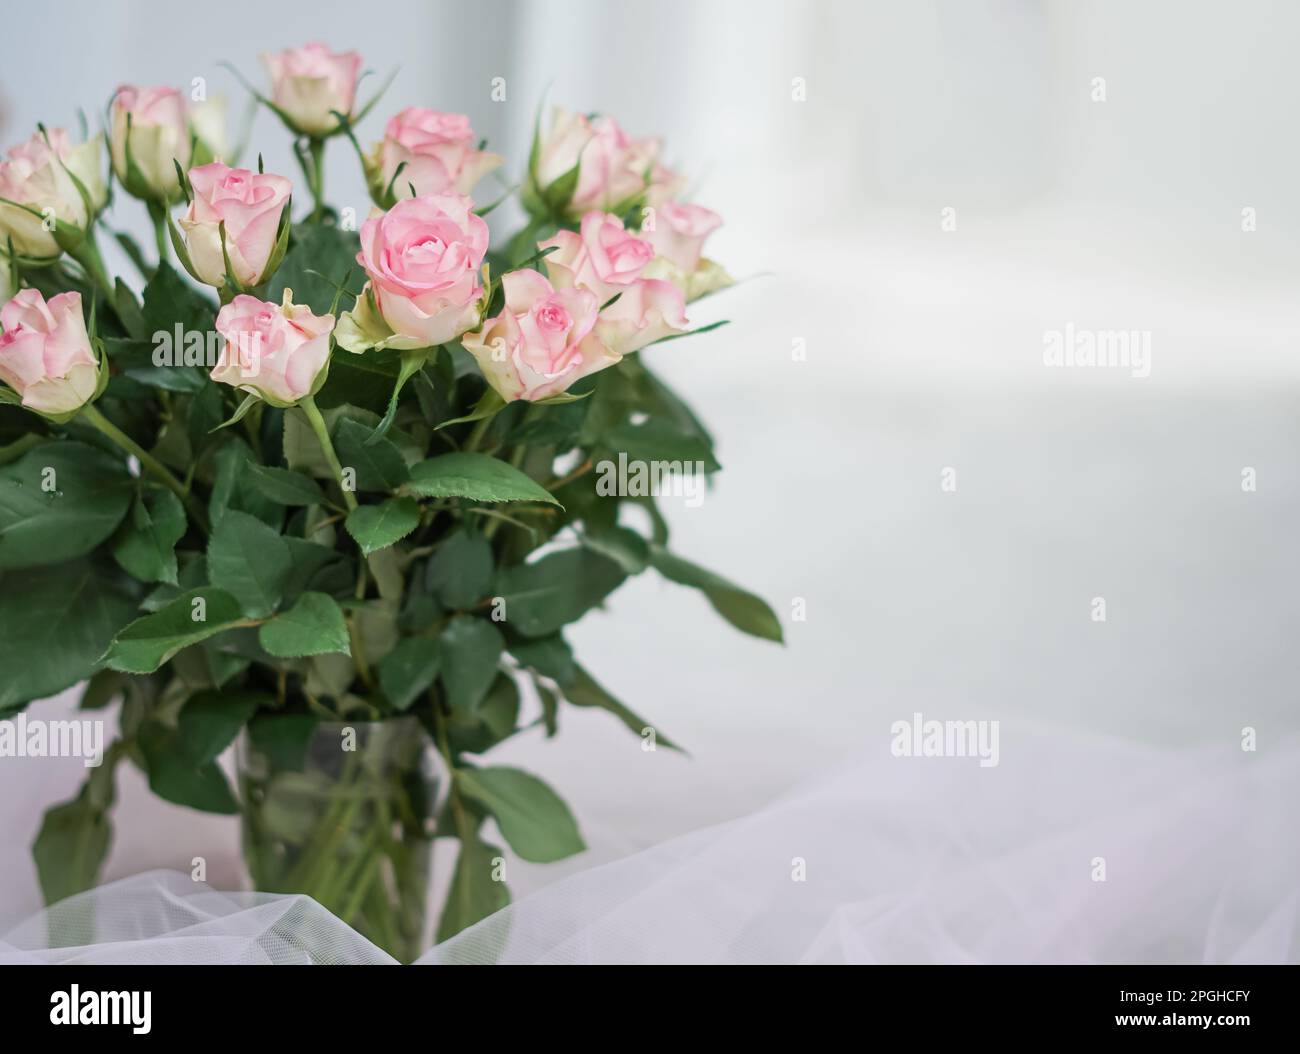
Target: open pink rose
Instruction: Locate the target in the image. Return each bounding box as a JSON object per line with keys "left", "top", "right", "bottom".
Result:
{"left": 0, "top": 289, "right": 98, "bottom": 416}
{"left": 179, "top": 163, "right": 291, "bottom": 289}
{"left": 462, "top": 270, "right": 617, "bottom": 402}
{"left": 541, "top": 212, "right": 688, "bottom": 355}
{"left": 372, "top": 108, "right": 502, "bottom": 202}
{"left": 356, "top": 194, "right": 489, "bottom": 348}
{"left": 110, "top": 86, "right": 191, "bottom": 200}
{"left": 534, "top": 108, "right": 660, "bottom": 217}
{"left": 262, "top": 43, "right": 363, "bottom": 136}
{"left": 212, "top": 293, "right": 333, "bottom": 406}
{"left": 645, "top": 202, "right": 722, "bottom": 273}
{"left": 539, "top": 212, "right": 657, "bottom": 302}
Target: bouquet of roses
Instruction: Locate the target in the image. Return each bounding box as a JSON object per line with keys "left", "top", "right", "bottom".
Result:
{"left": 0, "top": 41, "right": 780, "bottom": 959}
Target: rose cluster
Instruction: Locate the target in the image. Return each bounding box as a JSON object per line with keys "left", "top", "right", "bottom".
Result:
{"left": 0, "top": 41, "right": 731, "bottom": 419}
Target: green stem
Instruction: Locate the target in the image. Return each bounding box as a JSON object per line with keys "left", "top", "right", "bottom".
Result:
{"left": 300, "top": 396, "right": 357, "bottom": 511}
{"left": 149, "top": 202, "right": 169, "bottom": 264}
{"left": 308, "top": 138, "right": 326, "bottom": 223}
{"left": 81, "top": 404, "right": 209, "bottom": 534}
{"left": 463, "top": 413, "right": 493, "bottom": 453}
{"left": 67, "top": 232, "right": 115, "bottom": 304}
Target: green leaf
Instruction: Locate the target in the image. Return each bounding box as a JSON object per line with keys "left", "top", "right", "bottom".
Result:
{"left": 494, "top": 548, "right": 625, "bottom": 637}
{"left": 456, "top": 766, "right": 585, "bottom": 863}
{"left": 566, "top": 664, "right": 681, "bottom": 751}
{"left": 436, "top": 832, "right": 510, "bottom": 943}
{"left": 426, "top": 529, "right": 493, "bottom": 610}
{"left": 208, "top": 509, "right": 292, "bottom": 617}
{"left": 0, "top": 561, "right": 138, "bottom": 711}
{"left": 111, "top": 489, "right": 186, "bottom": 585}
{"left": 602, "top": 418, "right": 721, "bottom": 473}
{"left": 581, "top": 526, "right": 649, "bottom": 575}
{"left": 377, "top": 635, "right": 441, "bottom": 711}
{"left": 259, "top": 592, "right": 350, "bottom": 658}
{"left": 177, "top": 690, "right": 266, "bottom": 763}
{"left": 509, "top": 635, "right": 576, "bottom": 686}
{"left": 0, "top": 441, "right": 133, "bottom": 570}
{"left": 265, "top": 223, "right": 361, "bottom": 316}
{"left": 247, "top": 713, "right": 317, "bottom": 771}
{"left": 101, "top": 587, "right": 245, "bottom": 674}
{"left": 345, "top": 497, "right": 420, "bottom": 556}
{"left": 648, "top": 547, "right": 783, "bottom": 643}
{"left": 138, "top": 721, "right": 238, "bottom": 814}
{"left": 438, "top": 615, "right": 503, "bottom": 714}
{"left": 447, "top": 673, "right": 520, "bottom": 754}
{"left": 406, "top": 452, "right": 559, "bottom": 505}
{"left": 334, "top": 416, "right": 410, "bottom": 492}
{"left": 32, "top": 760, "right": 118, "bottom": 905}
{"left": 247, "top": 464, "right": 332, "bottom": 507}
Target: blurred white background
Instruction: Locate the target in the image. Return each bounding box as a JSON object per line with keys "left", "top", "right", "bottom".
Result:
{"left": 2, "top": 0, "right": 1298, "bottom": 953}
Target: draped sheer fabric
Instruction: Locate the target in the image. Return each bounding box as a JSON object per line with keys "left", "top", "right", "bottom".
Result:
{"left": 5, "top": 725, "right": 1297, "bottom": 965}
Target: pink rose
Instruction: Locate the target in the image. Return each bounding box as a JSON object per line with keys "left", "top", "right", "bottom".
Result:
{"left": 541, "top": 212, "right": 688, "bottom": 355}
{"left": 0, "top": 289, "right": 99, "bottom": 416}
{"left": 179, "top": 162, "right": 292, "bottom": 289}
{"left": 262, "top": 43, "right": 363, "bottom": 136}
{"left": 212, "top": 293, "right": 334, "bottom": 406}
{"left": 533, "top": 108, "right": 660, "bottom": 218}
{"left": 371, "top": 108, "right": 502, "bottom": 203}
{"left": 645, "top": 202, "right": 722, "bottom": 273}
{"left": 462, "top": 269, "right": 617, "bottom": 402}
{"left": 110, "top": 86, "right": 191, "bottom": 201}
{"left": 0, "top": 129, "right": 107, "bottom": 259}
{"left": 355, "top": 194, "right": 489, "bottom": 348}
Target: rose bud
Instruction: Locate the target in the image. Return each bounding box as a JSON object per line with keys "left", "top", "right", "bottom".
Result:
{"left": 211, "top": 292, "right": 334, "bottom": 407}
{"left": 462, "top": 269, "right": 617, "bottom": 403}
{"left": 261, "top": 42, "right": 363, "bottom": 137}
{"left": 338, "top": 193, "right": 489, "bottom": 352}
{"left": 0, "top": 289, "right": 101, "bottom": 417}
{"left": 529, "top": 107, "right": 661, "bottom": 219}
{"left": 0, "top": 128, "right": 107, "bottom": 259}
{"left": 541, "top": 212, "right": 688, "bottom": 354}
{"left": 642, "top": 201, "right": 733, "bottom": 302}
{"left": 178, "top": 162, "right": 292, "bottom": 290}
{"left": 368, "top": 107, "right": 502, "bottom": 206}
{"left": 188, "top": 96, "right": 229, "bottom": 166}
{"left": 110, "top": 86, "right": 191, "bottom": 202}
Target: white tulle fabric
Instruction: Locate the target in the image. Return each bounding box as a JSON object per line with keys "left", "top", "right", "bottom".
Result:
{"left": 5, "top": 725, "right": 1298, "bottom": 964}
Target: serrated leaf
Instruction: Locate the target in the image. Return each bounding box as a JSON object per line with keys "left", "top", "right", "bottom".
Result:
{"left": 207, "top": 509, "right": 292, "bottom": 617}
{"left": 248, "top": 464, "right": 332, "bottom": 507}
{"left": 406, "top": 452, "right": 559, "bottom": 505}
{"left": 258, "top": 591, "right": 350, "bottom": 658}
{"left": 334, "top": 416, "right": 409, "bottom": 492}
{"left": 111, "top": 489, "right": 186, "bottom": 585}
{"left": 101, "top": 587, "right": 245, "bottom": 674}
{"left": 345, "top": 497, "right": 420, "bottom": 556}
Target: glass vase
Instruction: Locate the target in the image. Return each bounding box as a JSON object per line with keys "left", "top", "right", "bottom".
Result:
{"left": 236, "top": 716, "right": 436, "bottom": 963}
